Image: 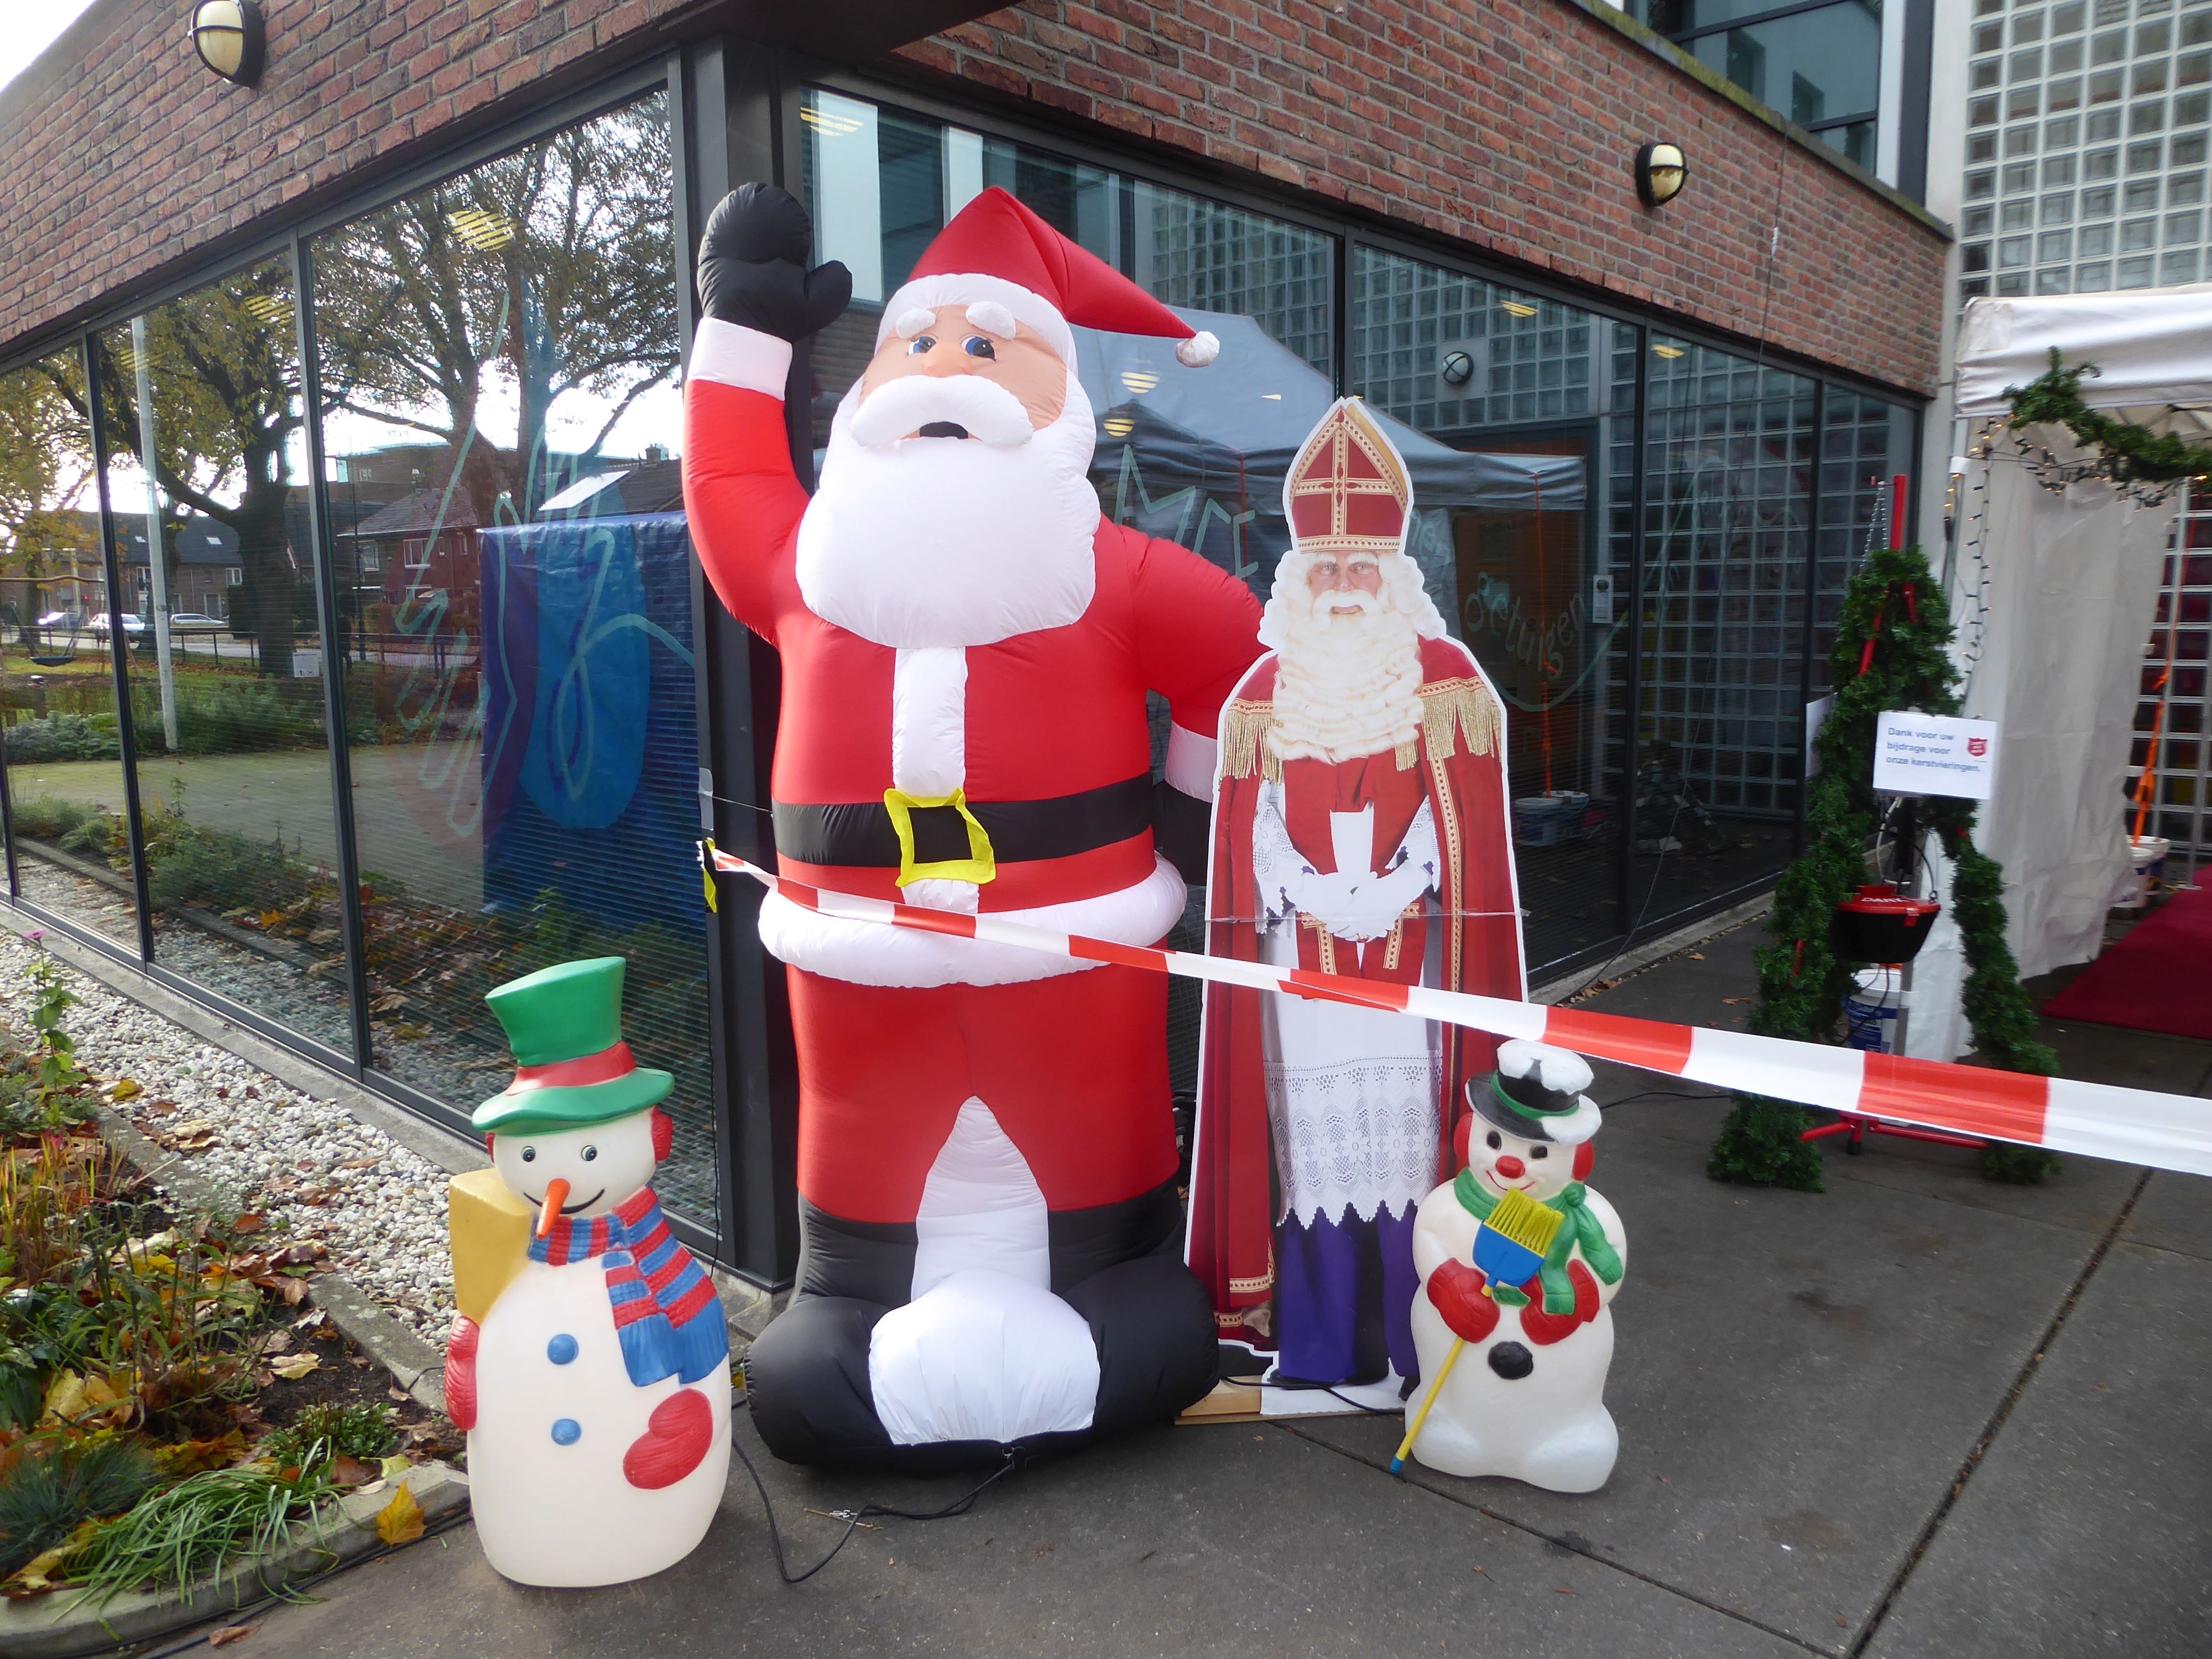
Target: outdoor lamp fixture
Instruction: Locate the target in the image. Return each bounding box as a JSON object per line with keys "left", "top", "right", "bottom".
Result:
{"left": 1635, "top": 141, "right": 1688, "bottom": 208}
{"left": 191, "top": 1, "right": 265, "bottom": 87}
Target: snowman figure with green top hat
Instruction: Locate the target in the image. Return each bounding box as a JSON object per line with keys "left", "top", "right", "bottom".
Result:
{"left": 445, "top": 958, "right": 729, "bottom": 1587}
{"left": 1404, "top": 1040, "right": 1626, "bottom": 1492}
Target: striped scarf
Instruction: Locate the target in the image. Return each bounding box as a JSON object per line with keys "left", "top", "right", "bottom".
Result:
{"left": 530, "top": 1188, "right": 728, "bottom": 1386}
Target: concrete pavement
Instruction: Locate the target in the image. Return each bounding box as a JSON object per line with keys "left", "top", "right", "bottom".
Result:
{"left": 223, "top": 912, "right": 2212, "bottom": 1658}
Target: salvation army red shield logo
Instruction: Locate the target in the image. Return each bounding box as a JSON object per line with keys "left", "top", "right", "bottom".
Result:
{"left": 1966, "top": 737, "right": 1989, "bottom": 757}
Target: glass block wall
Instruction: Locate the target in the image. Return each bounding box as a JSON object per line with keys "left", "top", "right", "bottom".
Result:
{"left": 1959, "top": 0, "right": 2212, "bottom": 298}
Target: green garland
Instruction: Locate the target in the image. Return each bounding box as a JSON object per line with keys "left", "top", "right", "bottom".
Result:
{"left": 1707, "top": 543, "right": 2062, "bottom": 1189}
{"left": 2003, "top": 349, "right": 2212, "bottom": 485}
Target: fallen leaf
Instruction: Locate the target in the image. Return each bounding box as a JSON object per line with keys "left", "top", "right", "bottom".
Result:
{"left": 208, "top": 1623, "right": 262, "bottom": 1646}
{"left": 388, "top": 1386, "right": 411, "bottom": 1403}
{"left": 330, "top": 1455, "right": 373, "bottom": 1488}
{"left": 1687, "top": 952, "right": 1706, "bottom": 961}
{"left": 1721, "top": 997, "right": 1751, "bottom": 1006}
{"left": 270, "top": 1354, "right": 321, "bottom": 1381}
{"left": 263, "top": 1332, "right": 291, "bottom": 1353}
{"left": 375, "top": 1485, "right": 425, "bottom": 1547}
{"left": 338, "top": 1156, "right": 380, "bottom": 1170}
{"left": 229, "top": 1213, "right": 266, "bottom": 1235}
{"left": 380, "top": 1454, "right": 414, "bottom": 1480}
{"left": 107, "top": 1078, "right": 143, "bottom": 1101}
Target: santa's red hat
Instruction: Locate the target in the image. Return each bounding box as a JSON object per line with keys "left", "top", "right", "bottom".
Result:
{"left": 876, "top": 187, "right": 1219, "bottom": 370}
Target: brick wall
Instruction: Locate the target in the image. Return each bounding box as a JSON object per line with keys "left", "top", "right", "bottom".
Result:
{"left": 889, "top": 1, "right": 1948, "bottom": 393}
{"left": 0, "top": 0, "right": 696, "bottom": 350}
{"left": 1, "top": 0, "right": 1947, "bottom": 394}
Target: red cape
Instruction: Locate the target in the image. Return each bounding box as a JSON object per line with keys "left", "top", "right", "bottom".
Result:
{"left": 1186, "top": 634, "right": 1527, "bottom": 1347}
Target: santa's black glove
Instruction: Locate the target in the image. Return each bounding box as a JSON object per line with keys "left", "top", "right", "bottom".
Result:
{"left": 696, "top": 184, "right": 852, "bottom": 342}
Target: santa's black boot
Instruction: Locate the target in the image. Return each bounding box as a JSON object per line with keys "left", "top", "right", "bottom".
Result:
{"left": 1063, "top": 1254, "right": 1221, "bottom": 1437}
{"left": 744, "top": 1296, "right": 899, "bottom": 1470}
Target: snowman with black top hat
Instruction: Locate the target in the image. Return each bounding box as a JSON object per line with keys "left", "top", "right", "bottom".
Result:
{"left": 444, "top": 957, "right": 731, "bottom": 1586}
{"left": 1404, "top": 1039, "right": 1626, "bottom": 1492}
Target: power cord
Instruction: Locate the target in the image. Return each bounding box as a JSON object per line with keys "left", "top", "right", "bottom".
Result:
{"left": 728, "top": 1393, "right": 1016, "bottom": 1585}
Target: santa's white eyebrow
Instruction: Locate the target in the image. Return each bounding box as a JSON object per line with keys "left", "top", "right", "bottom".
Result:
{"left": 894, "top": 306, "right": 938, "bottom": 340}
{"left": 965, "top": 300, "right": 1018, "bottom": 339}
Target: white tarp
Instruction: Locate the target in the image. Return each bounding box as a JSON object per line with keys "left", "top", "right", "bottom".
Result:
{"left": 1905, "top": 426, "right": 2174, "bottom": 1061}
{"left": 1908, "top": 289, "right": 2203, "bottom": 1061}
{"left": 1954, "top": 286, "right": 2212, "bottom": 435}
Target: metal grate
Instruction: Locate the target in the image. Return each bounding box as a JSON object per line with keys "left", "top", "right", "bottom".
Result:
{"left": 2132, "top": 481, "right": 2212, "bottom": 867}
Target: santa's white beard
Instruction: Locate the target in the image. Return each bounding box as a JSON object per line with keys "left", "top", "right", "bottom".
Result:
{"left": 794, "top": 371, "right": 1102, "bottom": 649}
{"left": 1262, "top": 565, "right": 1431, "bottom": 764}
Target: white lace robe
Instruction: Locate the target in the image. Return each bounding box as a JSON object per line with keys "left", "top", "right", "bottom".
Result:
{"left": 1250, "top": 778, "right": 1443, "bottom": 1229}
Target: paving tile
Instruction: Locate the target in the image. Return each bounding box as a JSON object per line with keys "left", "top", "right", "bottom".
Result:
{"left": 1294, "top": 1120, "right": 2112, "bottom": 1652}
{"left": 2119, "top": 1170, "right": 2212, "bottom": 1263}
{"left": 243, "top": 1408, "right": 1809, "bottom": 1659}
{"left": 1866, "top": 1243, "right": 2212, "bottom": 1659}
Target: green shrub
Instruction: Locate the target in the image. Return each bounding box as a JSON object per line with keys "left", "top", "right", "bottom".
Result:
{"left": 264, "top": 1401, "right": 396, "bottom": 1467}
{"left": 7, "top": 796, "right": 100, "bottom": 842}
{"left": 2, "top": 715, "right": 119, "bottom": 764}
{"left": 0, "top": 1441, "right": 161, "bottom": 1579}
{"left": 132, "top": 676, "right": 327, "bottom": 758}
{"left": 140, "top": 804, "right": 314, "bottom": 915}
{"left": 62, "top": 1456, "right": 339, "bottom": 1604}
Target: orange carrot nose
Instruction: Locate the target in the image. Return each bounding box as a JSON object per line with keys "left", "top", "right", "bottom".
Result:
{"left": 536, "top": 1177, "right": 571, "bottom": 1239}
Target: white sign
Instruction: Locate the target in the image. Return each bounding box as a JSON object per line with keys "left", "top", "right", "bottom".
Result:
{"left": 1872, "top": 712, "right": 1998, "bottom": 801}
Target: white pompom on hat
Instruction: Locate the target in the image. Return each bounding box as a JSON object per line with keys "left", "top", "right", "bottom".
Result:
{"left": 875, "top": 187, "right": 1220, "bottom": 371}
{"left": 1468, "top": 1039, "right": 1603, "bottom": 1146}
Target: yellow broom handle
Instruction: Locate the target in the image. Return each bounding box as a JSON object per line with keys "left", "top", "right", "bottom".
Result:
{"left": 1391, "top": 1336, "right": 1467, "bottom": 1471}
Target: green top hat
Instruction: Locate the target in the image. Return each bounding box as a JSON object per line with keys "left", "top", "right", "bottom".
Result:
{"left": 473, "top": 957, "right": 674, "bottom": 1136}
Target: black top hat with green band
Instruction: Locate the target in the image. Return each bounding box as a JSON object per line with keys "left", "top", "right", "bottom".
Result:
{"left": 473, "top": 957, "right": 674, "bottom": 1136}
{"left": 1465, "top": 1051, "right": 1602, "bottom": 1145}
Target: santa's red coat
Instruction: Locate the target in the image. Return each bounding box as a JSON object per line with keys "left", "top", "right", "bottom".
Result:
{"left": 682, "top": 357, "right": 1260, "bottom": 1225}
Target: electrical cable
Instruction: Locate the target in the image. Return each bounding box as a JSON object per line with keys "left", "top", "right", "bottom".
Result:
{"left": 727, "top": 1392, "right": 1015, "bottom": 1585}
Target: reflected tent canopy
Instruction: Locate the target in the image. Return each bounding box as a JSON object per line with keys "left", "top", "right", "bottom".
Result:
{"left": 1074, "top": 309, "right": 1585, "bottom": 512}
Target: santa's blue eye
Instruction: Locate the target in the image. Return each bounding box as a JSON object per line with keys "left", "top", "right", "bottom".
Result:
{"left": 521, "top": 1146, "right": 536, "bottom": 1162}
{"left": 963, "top": 336, "right": 997, "bottom": 359}
{"left": 582, "top": 1146, "right": 598, "bottom": 1162}
{"left": 907, "top": 335, "right": 936, "bottom": 355}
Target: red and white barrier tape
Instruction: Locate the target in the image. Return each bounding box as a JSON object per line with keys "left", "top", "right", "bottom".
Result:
{"left": 706, "top": 850, "right": 2212, "bottom": 1178}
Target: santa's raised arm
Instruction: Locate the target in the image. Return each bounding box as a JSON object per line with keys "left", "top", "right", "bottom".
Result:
{"left": 681, "top": 184, "right": 1262, "bottom": 1469}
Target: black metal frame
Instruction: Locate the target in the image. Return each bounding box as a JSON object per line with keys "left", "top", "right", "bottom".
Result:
{"left": 0, "top": 34, "right": 1928, "bottom": 1287}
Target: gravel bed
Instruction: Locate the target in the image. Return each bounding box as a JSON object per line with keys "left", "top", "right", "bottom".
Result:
{"left": 0, "top": 922, "right": 457, "bottom": 1347}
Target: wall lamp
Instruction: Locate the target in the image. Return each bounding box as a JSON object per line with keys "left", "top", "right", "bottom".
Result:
{"left": 1635, "top": 142, "right": 1688, "bottom": 208}
{"left": 191, "top": 1, "right": 265, "bottom": 87}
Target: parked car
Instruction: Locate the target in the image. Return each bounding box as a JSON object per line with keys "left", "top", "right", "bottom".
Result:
{"left": 86, "top": 613, "right": 147, "bottom": 635}
{"left": 165, "top": 613, "right": 223, "bottom": 628}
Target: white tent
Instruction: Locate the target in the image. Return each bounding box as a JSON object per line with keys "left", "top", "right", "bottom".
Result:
{"left": 1906, "top": 288, "right": 2200, "bottom": 1062}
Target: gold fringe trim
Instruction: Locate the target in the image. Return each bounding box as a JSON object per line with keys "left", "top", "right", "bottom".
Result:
{"left": 1420, "top": 677, "right": 1499, "bottom": 763}
{"left": 1222, "top": 698, "right": 1280, "bottom": 783}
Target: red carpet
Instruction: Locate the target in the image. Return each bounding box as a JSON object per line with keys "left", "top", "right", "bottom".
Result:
{"left": 2042, "top": 885, "right": 2212, "bottom": 1040}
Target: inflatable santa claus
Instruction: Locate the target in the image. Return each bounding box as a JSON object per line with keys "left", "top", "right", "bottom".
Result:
{"left": 682, "top": 184, "right": 1262, "bottom": 1468}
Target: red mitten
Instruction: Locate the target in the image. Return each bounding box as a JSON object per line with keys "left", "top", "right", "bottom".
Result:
{"left": 1426, "top": 1259, "right": 1501, "bottom": 1344}
{"left": 1517, "top": 1261, "right": 1600, "bottom": 1347}
{"left": 624, "top": 1389, "right": 715, "bottom": 1489}
{"left": 445, "top": 1314, "right": 481, "bottom": 1432}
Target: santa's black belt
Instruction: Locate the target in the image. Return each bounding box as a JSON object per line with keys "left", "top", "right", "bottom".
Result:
{"left": 772, "top": 774, "right": 1154, "bottom": 877}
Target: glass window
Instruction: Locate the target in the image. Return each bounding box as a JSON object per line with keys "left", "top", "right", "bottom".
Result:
{"left": 1635, "top": 340, "right": 1818, "bottom": 925}
{"left": 307, "top": 92, "right": 717, "bottom": 1218}
{"left": 93, "top": 260, "right": 352, "bottom": 1050}
{"left": 1681, "top": 4, "right": 1876, "bottom": 133}
{"left": 0, "top": 347, "right": 138, "bottom": 945}
{"left": 1352, "top": 247, "right": 1626, "bottom": 971}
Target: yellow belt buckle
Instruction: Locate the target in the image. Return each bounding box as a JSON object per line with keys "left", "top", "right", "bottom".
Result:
{"left": 883, "top": 787, "right": 996, "bottom": 888}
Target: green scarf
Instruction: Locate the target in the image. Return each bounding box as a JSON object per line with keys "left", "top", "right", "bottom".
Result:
{"left": 1452, "top": 1169, "right": 1624, "bottom": 1315}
